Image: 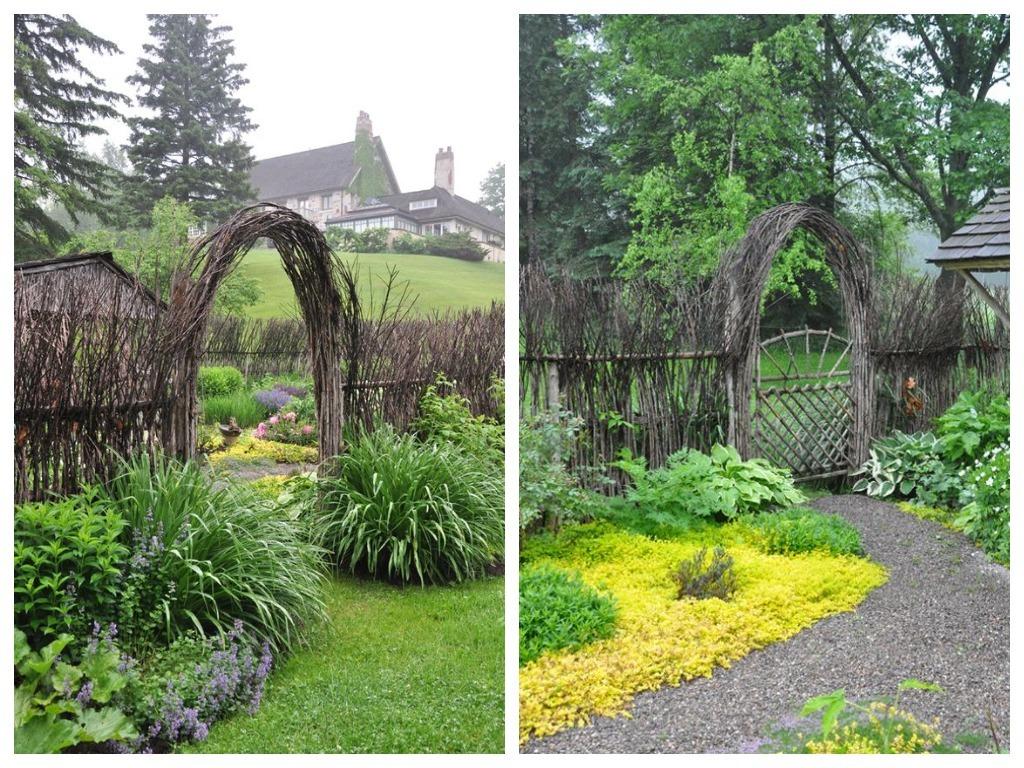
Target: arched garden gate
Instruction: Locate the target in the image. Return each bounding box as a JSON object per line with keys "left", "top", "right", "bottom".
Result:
{"left": 161, "top": 204, "right": 350, "bottom": 462}
{"left": 720, "top": 203, "right": 874, "bottom": 479}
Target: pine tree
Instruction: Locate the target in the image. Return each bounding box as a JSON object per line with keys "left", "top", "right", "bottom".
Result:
{"left": 126, "top": 15, "right": 256, "bottom": 226}
{"left": 14, "top": 14, "right": 128, "bottom": 260}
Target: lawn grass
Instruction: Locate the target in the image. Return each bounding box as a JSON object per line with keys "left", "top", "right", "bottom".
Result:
{"left": 185, "top": 575, "right": 504, "bottom": 754}
{"left": 238, "top": 248, "right": 504, "bottom": 319}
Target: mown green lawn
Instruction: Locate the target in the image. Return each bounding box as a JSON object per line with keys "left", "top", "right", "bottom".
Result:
{"left": 238, "top": 248, "right": 504, "bottom": 319}
{"left": 184, "top": 576, "right": 504, "bottom": 754}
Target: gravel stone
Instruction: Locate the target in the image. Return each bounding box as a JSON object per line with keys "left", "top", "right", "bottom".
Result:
{"left": 522, "top": 495, "right": 1009, "bottom": 754}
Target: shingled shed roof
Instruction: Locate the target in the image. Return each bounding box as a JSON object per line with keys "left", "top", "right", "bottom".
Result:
{"left": 926, "top": 188, "right": 1009, "bottom": 272}
{"left": 249, "top": 137, "right": 400, "bottom": 200}
{"left": 15, "top": 252, "right": 166, "bottom": 316}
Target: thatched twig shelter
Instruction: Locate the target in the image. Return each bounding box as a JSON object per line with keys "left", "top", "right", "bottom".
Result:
{"left": 926, "top": 188, "right": 1009, "bottom": 328}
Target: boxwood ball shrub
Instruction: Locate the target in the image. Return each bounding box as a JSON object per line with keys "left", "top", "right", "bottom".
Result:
{"left": 313, "top": 425, "right": 503, "bottom": 585}
{"left": 744, "top": 507, "right": 863, "bottom": 556}
{"left": 14, "top": 489, "right": 128, "bottom": 648}
{"left": 100, "top": 453, "right": 326, "bottom": 655}
{"left": 197, "top": 366, "right": 245, "bottom": 398}
{"left": 519, "top": 565, "right": 617, "bottom": 666}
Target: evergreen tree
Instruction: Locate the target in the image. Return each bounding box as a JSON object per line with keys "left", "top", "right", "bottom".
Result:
{"left": 126, "top": 14, "right": 256, "bottom": 225}
{"left": 478, "top": 163, "right": 505, "bottom": 218}
{"left": 14, "top": 14, "right": 127, "bottom": 260}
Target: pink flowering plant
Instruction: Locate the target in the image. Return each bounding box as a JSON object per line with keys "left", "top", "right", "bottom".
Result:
{"left": 253, "top": 409, "right": 317, "bottom": 446}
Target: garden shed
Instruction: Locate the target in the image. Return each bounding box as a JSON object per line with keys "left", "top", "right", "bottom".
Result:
{"left": 14, "top": 251, "right": 165, "bottom": 318}
{"left": 926, "top": 187, "right": 1009, "bottom": 328}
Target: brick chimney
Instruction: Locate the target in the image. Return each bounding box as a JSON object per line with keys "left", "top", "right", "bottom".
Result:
{"left": 434, "top": 146, "right": 454, "bottom": 193}
{"left": 355, "top": 110, "right": 372, "bottom": 138}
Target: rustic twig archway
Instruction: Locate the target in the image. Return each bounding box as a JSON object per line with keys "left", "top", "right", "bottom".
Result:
{"left": 720, "top": 203, "right": 874, "bottom": 468}
{"left": 163, "top": 204, "right": 354, "bottom": 461}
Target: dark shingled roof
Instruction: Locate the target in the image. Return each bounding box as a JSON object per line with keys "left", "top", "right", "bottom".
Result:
{"left": 927, "top": 188, "right": 1009, "bottom": 271}
{"left": 249, "top": 137, "right": 399, "bottom": 200}
{"left": 14, "top": 251, "right": 166, "bottom": 311}
{"left": 327, "top": 186, "right": 504, "bottom": 234}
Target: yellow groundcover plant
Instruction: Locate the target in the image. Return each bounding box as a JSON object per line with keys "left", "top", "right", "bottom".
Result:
{"left": 208, "top": 434, "right": 319, "bottom": 467}
{"left": 519, "top": 522, "right": 887, "bottom": 744}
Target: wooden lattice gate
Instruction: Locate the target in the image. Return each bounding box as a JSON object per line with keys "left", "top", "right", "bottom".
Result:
{"left": 752, "top": 328, "right": 854, "bottom": 480}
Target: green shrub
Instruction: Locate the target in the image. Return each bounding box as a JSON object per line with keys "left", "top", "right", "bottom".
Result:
{"left": 419, "top": 230, "right": 488, "bottom": 261}
{"left": 100, "top": 453, "right": 326, "bottom": 654}
{"left": 851, "top": 431, "right": 960, "bottom": 506}
{"left": 614, "top": 444, "right": 806, "bottom": 523}
{"left": 312, "top": 426, "right": 503, "bottom": 585}
{"left": 201, "top": 391, "right": 266, "bottom": 427}
{"left": 197, "top": 366, "right": 245, "bottom": 398}
{"left": 673, "top": 546, "right": 737, "bottom": 600}
{"left": 412, "top": 377, "right": 504, "bottom": 467}
{"left": 520, "top": 410, "right": 593, "bottom": 533}
{"left": 956, "top": 440, "right": 1009, "bottom": 565}
{"left": 14, "top": 628, "right": 137, "bottom": 753}
{"left": 519, "top": 565, "right": 617, "bottom": 665}
{"left": 744, "top": 507, "right": 863, "bottom": 556}
{"left": 14, "top": 489, "right": 128, "bottom": 647}
{"left": 935, "top": 390, "right": 1009, "bottom": 464}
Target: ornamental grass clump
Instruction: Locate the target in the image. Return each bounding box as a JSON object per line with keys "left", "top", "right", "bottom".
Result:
{"left": 673, "top": 546, "right": 737, "bottom": 600}
{"left": 100, "top": 453, "right": 326, "bottom": 655}
{"left": 313, "top": 425, "right": 503, "bottom": 585}
{"left": 519, "top": 565, "right": 617, "bottom": 665}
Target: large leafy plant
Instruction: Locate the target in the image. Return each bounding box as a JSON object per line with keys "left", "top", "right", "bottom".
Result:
{"left": 14, "top": 489, "right": 128, "bottom": 647}
{"left": 614, "top": 443, "right": 806, "bottom": 522}
{"left": 412, "top": 376, "right": 504, "bottom": 468}
{"left": 851, "top": 431, "right": 959, "bottom": 506}
{"left": 14, "top": 628, "right": 137, "bottom": 753}
{"left": 312, "top": 426, "right": 504, "bottom": 585}
{"left": 935, "top": 390, "right": 1009, "bottom": 464}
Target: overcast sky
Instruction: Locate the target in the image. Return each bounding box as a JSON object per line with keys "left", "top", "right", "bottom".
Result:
{"left": 73, "top": 10, "right": 505, "bottom": 201}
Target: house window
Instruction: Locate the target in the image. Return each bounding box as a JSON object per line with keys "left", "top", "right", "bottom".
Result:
{"left": 321, "top": 194, "right": 332, "bottom": 210}
{"left": 409, "top": 199, "right": 437, "bottom": 211}
{"left": 431, "top": 223, "right": 449, "bottom": 236}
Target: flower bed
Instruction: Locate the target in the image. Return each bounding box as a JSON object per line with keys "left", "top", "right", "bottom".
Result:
{"left": 519, "top": 520, "right": 886, "bottom": 743}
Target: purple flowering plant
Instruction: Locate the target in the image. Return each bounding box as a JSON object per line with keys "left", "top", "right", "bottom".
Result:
{"left": 122, "top": 621, "right": 273, "bottom": 752}
{"left": 253, "top": 388, "right": 295, "bottom": 413}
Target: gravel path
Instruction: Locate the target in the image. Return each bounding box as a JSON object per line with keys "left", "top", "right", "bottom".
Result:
{"left": 523, "top": 495, "right": 1010, "bottom": 754}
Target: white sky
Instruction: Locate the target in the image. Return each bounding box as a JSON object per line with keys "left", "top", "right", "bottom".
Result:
{"left": 73, "top": 9, "right": 504, "bottom": 200}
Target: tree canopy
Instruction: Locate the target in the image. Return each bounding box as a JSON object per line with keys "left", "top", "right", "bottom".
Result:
{"left": 14, "top": 14, "right": 127, "bottom": 260}
{"left": 519, "top": 13, "right": 1010, "bottom": 299}
{"left": 126, "top": 14, "right": 256, "bottom": 226}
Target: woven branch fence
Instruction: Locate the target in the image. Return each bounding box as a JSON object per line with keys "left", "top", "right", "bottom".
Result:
{"left": 521, "top": 207, "right": 1008, "bottom": 491}
{"left": 15, "top": 205, "right": 505, "bottom": 502}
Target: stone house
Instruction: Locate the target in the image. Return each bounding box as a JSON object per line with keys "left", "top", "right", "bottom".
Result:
{"left": 248, "top": 112, "right": 504, "bottom": 262}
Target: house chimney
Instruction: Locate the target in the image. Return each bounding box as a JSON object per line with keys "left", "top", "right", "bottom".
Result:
{"left": 434, "top": 146, "right": 454, "bottom": 193}
{"left": 355, "top": 110, "right": 373, "bottom": 138}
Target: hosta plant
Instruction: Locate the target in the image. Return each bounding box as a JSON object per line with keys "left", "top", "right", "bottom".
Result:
{"left": 935, "top": 390, "right": 1009, "bottom": 464}
{"left": 851, "top": 431, "right": 959, "bottom": 506}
